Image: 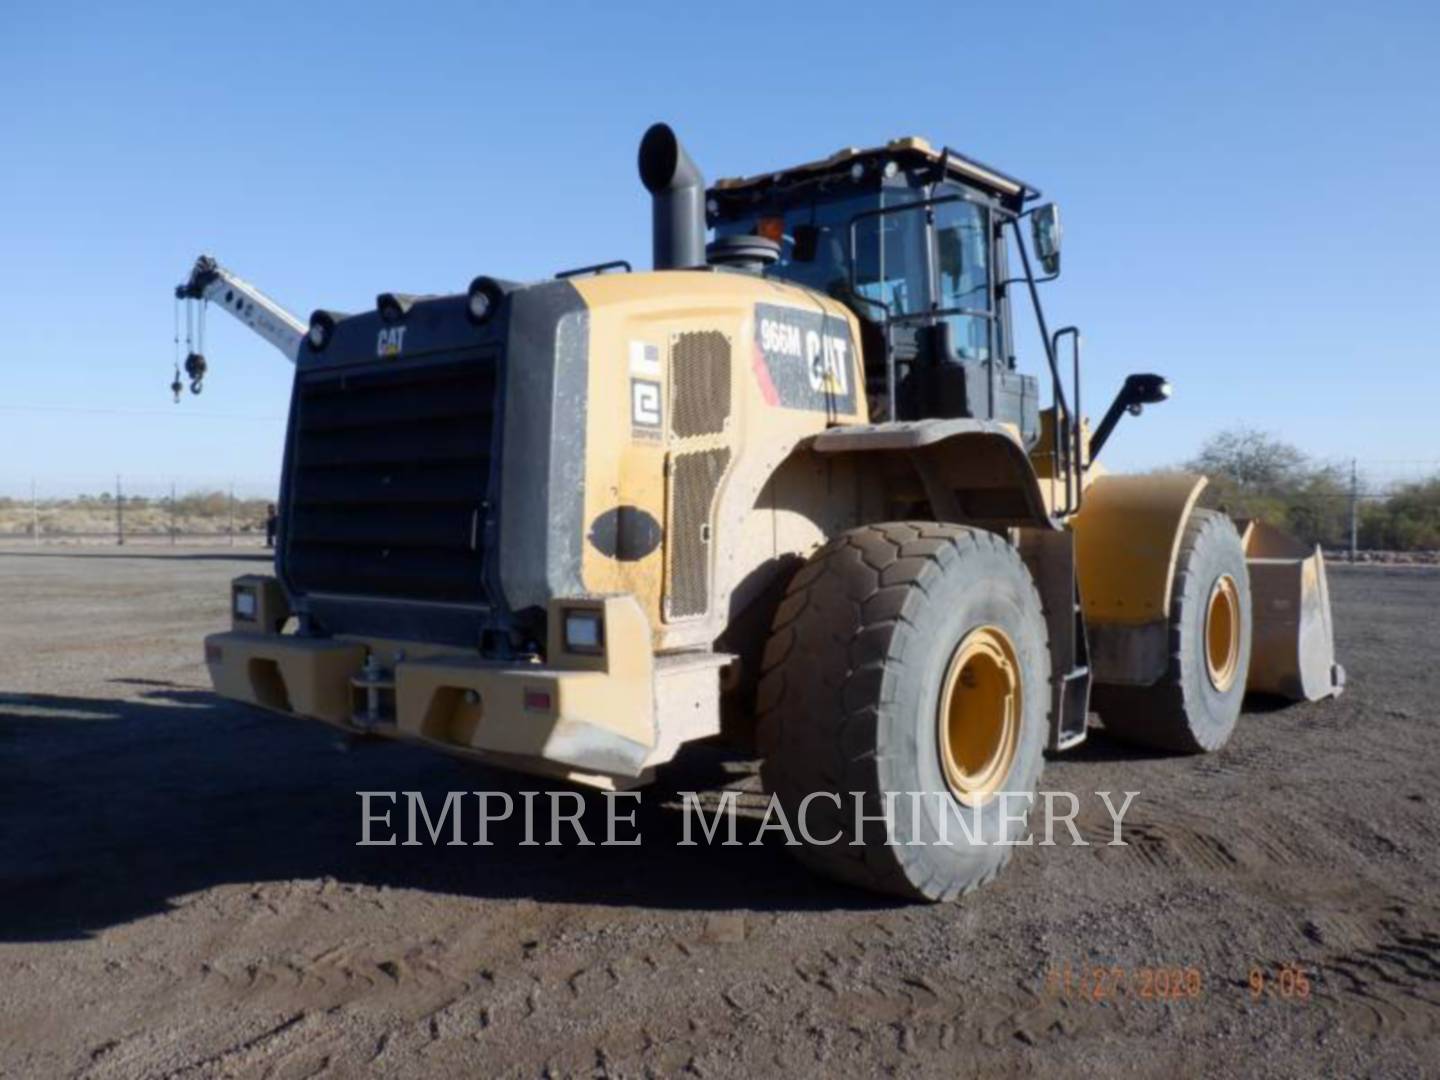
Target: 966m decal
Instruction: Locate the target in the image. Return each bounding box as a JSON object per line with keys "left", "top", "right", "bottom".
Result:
{"left": 752, "top": 303, "right": 857, "bottom": 414}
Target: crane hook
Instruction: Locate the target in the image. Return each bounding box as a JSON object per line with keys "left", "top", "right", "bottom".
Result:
{"left": 183, "top": 351, "right": 207, "bottom": 395}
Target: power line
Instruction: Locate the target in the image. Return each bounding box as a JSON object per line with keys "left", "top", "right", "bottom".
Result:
{"left": 0, "top": 404, "right": 285, "bottom": 421}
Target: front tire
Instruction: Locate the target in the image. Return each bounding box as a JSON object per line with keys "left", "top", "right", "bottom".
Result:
{"left": 1092, "top": 508, "right": 1252, "bottom": 752}
{"left": 756, "top": 523, "right": 1051, "bottom": 901}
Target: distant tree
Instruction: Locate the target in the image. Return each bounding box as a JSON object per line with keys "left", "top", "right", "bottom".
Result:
{"left": 1283, "top": 463, "right": 1349, "bottom": 548}
{"left": 1185, "top": 427, "right": 1350, "bottom": 546}
{"left": 1184, "top": 427, "right": 1440, "bottom": 551}
{"left": 1187, "top": 427, "right": 1307, "bottom": 492}
{"left": 1379, "top": 477, "right": 1440, "bottom": 551}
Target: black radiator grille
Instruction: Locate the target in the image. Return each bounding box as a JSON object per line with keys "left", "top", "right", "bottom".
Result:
{"left": 284, "top": 353, "right": 500, "bottom": 605}
{"left": 665, "top": 447, "right": 730, "bottom": 619}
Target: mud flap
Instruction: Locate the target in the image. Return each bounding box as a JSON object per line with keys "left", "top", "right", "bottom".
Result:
{"left": 1238, "top": 519, "right": 1345, "bottom": 701}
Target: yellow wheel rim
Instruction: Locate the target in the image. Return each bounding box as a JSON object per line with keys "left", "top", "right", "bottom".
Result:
{"left": 1204, "top": 574, "right": 1241, "bottom": 692}
{"left": 937, "top": 625, "right": 1021, "bottom": 806}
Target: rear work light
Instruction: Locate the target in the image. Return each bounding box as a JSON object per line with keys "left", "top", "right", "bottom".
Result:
{"left": 562, "top": 610, "right": 604, "bottom": 654}
{"left": 466, "top": 276, "right": 508, "bottom": 325}
{"left": 233, "top": 588, "right": 258, "bottom": 621}
{"left": 307, "top": 311, "right": 338, "bottom": 351}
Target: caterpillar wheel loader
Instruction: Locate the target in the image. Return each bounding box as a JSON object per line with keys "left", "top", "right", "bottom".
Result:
{"left": 202, "top": 123, "right": 1342, "bottom": 900}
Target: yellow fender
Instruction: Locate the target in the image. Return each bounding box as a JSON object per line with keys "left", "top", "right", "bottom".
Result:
{"left": 1070, "top": 474, "right": 1345, "bottom": 702}
{"left": 1071, "top": 472, "right": 1208, "bottom": 627}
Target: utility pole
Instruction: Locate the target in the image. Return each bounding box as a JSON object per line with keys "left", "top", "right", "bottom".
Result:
{"left": 170, "top": 480, "right": 177, "bottom": 546}
{"left": 1348, "top": 458, "right": 1358, "bottom": 564}
{"left": 30, "top": 479, "right": 38, "bottom": 545}
{"left": 116, "top": 474, "right": 124, "bottom": 546}
{"left": 228, "top": 483, "right": 235, "bottom": 547}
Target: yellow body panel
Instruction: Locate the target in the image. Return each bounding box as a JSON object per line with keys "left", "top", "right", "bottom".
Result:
{"left": 569, "top": 270, "right": 866, "bottom": 650}
{"left": 1029, "top": 408, "right": 1098, "bottom": 516}
{"left": 1071, "top": 472, "right": 1207, "bottom": 625}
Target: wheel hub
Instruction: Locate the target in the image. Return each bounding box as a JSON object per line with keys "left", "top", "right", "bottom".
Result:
{"left": 937, "top": 625, "right": 1021, "bottom": 806}
{"left": 1204, "top": 574, "right": 1241, "bottom": 692}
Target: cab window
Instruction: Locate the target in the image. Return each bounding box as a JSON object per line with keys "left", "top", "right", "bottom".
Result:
{"left": 713, "top": 192, "right": 930, "bottom": 318}
{"left": 852, "top": 201, "right": 929, "bottom": 318}
{"left": 934, "top": 199, "right": 992, "bottom": 361}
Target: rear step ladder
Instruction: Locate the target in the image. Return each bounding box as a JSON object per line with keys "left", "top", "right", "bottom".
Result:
{"left": 1020, "top": 529, "right": 1093, "bottom": 752}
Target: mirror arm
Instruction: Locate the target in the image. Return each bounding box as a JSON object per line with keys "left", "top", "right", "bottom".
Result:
{"left": 996, "top": 269, "right": 1056, "bottom": 291}
{"left": 1090, "top": 374, "right": 1172, "bottom": 459}
{"left": 1008, "top": 218, "right": 1062, "bottom": 410}
{"left": 1089, "top": 398, "right": 1129, "bottom": 461}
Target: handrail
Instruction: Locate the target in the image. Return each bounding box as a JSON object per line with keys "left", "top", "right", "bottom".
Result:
{"left": 555, "top": 259, "right": 632, "bottom": 280}
{"left": 1050, "top": 327, "right": 1083, "bottom": 515}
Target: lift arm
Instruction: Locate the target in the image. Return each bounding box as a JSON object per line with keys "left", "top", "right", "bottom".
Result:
{"left": 175, "top": 255, "right": 306, "bottom": 363}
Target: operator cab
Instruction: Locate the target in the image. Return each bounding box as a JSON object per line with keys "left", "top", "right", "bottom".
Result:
{"left": 708, "top": 138, "right": 1043, "bottom": 442}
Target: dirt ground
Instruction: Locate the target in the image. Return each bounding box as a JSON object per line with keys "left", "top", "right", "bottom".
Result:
{"left": 1, "top": 550, "right": 1437, "bottom": 1078}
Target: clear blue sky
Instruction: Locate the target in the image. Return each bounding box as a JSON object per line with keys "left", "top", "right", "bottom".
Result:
{"left": 2, "top": 1, "right": 1437, "bottom": 496}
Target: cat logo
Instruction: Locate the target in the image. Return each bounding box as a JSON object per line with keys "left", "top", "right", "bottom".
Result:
{"left": 377, "top": 326, "right": 407, "bottom": 358}
{"left": 803, "top": 328, "right": 849, "bottom": 395}
{"left": 752, "top": 303, "right": 858, "bottom": 415}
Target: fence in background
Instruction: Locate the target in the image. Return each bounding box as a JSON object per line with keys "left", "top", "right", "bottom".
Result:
{"left": 0, "top": 477, "right": 277, "bottom": 547}
{"left": 3, "top": 459, "right": 1436, "bottom": 555}
{"left": 1201, "top": 459, "right": 1440, "bottom": 560}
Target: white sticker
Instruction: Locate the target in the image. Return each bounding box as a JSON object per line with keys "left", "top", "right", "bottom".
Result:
{"left": 629, "top": 340, "right": 661, "bottom": 378}
{"left": 631, "top": 378, "right": 662, "bottom": 429}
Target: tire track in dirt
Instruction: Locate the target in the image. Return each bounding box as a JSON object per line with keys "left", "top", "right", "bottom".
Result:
{"left": 1309, "top": 910, "right": 1440, "bottom": 1040}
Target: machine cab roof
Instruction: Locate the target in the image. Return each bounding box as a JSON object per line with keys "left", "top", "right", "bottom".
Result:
{"left": 706, "top": 137, "right": 1040, "bottom": 336}
{"left": 707, "top": 137, "right": 1044, "bottom": 434}
{"left": 710, "top": 136, "right": 1038, "bottom": 208}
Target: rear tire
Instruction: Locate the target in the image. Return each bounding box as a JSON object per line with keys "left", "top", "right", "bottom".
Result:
{"left": 756, "top": 523, "right": 1051, "bottom": 901}
{"left": 1092, "top": 509, "right": 1251, "bottom": 753}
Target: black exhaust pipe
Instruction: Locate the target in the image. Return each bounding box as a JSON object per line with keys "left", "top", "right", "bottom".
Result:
{"left": 638, "top": 123, "right": 705, "bottom": 271}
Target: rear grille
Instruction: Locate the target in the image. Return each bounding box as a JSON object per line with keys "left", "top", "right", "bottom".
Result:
{"left": 669, "top": 330, "right": 731, "bottom": 439}
{"left": 284, "top": 353, "right": 499, "bottom": 605}
{"left": 664, "top": 447, "right": 730, "bottom": 619}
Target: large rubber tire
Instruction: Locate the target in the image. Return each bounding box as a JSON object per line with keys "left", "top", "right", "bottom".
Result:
{"left": 756, "top": 523, "right": 1051, "bottom": 902}
{"left": 1092, "top": 509, "right": 1252, "bottom": 753}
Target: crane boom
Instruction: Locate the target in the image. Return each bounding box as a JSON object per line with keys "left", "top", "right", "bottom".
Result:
{"left": 175, "top": 255, "right": 305, "bottom": 363}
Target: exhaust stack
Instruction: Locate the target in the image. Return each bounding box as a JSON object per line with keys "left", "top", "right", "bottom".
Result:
{"left": 638, "top": 123, "right": 705, "bottom": 271}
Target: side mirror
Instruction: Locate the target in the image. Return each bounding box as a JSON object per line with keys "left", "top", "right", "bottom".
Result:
{"left": 1122, "top": 372, "right": 1172, "bottom": 411}
{"left": 1030, "top": 203, "right": 1062, "bottom": 276}
{"left": 1090, "top": 372, "right": 1172, "bottom": 459}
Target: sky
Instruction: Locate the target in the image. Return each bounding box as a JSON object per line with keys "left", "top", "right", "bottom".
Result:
{"left": 2, "top": 0, "right": 1437, "bottom": 497}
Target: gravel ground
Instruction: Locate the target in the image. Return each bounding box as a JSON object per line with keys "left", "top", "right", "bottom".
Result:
{"left": 1, "top": 549, "right": 1437, "bottom": 1077}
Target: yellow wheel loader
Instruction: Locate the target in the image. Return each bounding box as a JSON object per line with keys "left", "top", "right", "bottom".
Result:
{"left": 203, "top": 124, "right": 1342, "bottom": 900}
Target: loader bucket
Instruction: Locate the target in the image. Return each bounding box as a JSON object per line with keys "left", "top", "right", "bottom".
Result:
{"left": 1237, "top": 519, "right": 1345, "bottom": 701}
